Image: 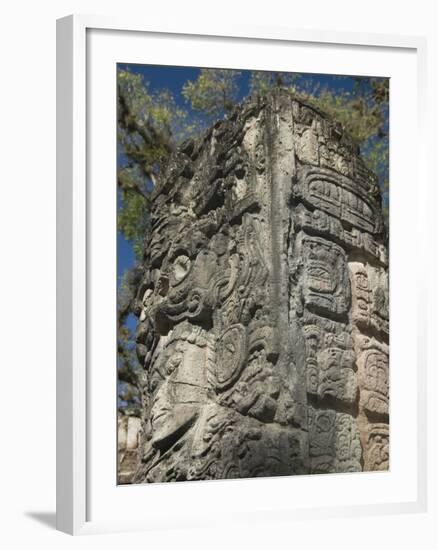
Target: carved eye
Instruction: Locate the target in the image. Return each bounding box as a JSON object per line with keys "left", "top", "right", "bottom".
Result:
{"left": 172, "top": 255, "right": 191, "bottom": 283}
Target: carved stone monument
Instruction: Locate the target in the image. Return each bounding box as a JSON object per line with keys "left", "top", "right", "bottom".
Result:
{"left": 131, "top": 89, "right": 389, "bottom": 483}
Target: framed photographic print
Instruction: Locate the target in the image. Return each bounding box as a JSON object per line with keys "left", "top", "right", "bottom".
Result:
{"left": 56, "top": 15, "right": 427, "bottom": 535}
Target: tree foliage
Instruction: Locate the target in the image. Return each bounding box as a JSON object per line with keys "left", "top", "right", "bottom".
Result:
{"left": 117, "top": 69, "right": 192, "bottom": 255}
{"left": 182, "top": 69, "right": 241, "bottom": 120}
{"left": 249, "top": 71, "right": 300, "bottom": 95}
{"left": 118, "top": 324, "right": 141, "bottom": 414}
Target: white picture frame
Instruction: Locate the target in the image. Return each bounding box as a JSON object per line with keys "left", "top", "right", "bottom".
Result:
{"left": 56, "top": 14, "right": 428, "bottom": 535}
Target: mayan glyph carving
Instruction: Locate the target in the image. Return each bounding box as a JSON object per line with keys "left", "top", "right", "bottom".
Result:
{"left": 131, "top": 89, "right": 389, "bottom": 483}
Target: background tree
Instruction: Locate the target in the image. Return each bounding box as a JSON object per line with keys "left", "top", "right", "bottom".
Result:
{"left": 118, "top": 70, "right": 194, "bottom": 256}
{"left": 117, "top": 267, "right": 143, "bottom": 415}
{"left": 248, "top": 71, "right": 300, "bottom": 95}
{"left": 182, "top": 69, "right": 241, "bottom": 120}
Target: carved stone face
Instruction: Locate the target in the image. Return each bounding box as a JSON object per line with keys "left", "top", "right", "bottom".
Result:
{"left": 148, "top": 334, "right": 210, "bottom": 452}
{"left": 151, "top": 247, "right": 219, "bottom": 329}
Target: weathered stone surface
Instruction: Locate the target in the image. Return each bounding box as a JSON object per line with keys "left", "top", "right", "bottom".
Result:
{"left": 130, "top": 89, "right": 389, "bottom": 483}
{"left": 118, "top": 413, "right": 141, "bottom": 484}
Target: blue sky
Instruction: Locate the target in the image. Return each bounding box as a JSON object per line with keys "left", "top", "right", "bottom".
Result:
{"left": 117, "top": 64, "right": 389, "bottom": 333}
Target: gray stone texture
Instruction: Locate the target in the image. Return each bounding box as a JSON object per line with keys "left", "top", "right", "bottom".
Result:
{"left": 118, "top": 413, "right": 142, "bottom": 484}
{"left": 130, "top": 89, "right": 389, "bottom": 483}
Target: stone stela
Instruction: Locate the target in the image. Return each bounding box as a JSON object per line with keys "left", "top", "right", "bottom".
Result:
{"left": 119, "top": 89, "right": 389, "bottom": 483}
